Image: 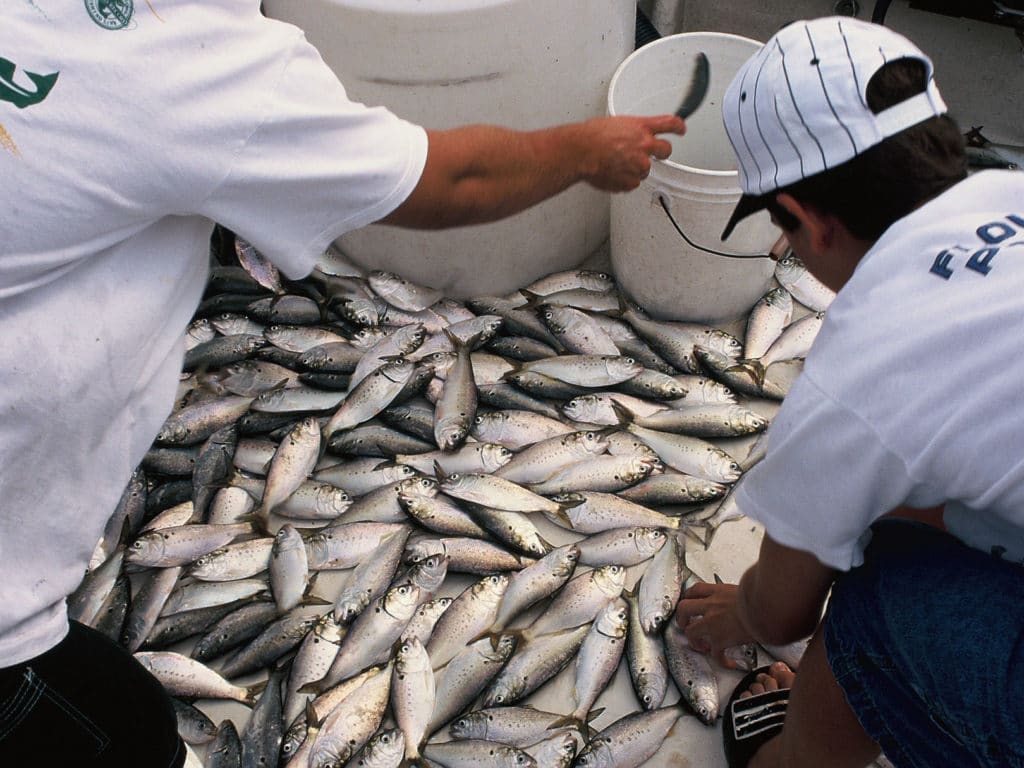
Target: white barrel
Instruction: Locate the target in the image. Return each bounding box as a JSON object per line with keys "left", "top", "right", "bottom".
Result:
{"left": 608, "top": 32, "right": 779, "bottom": 324}
{"left": 264, "top": 0, "right": 636, "bottom": 298}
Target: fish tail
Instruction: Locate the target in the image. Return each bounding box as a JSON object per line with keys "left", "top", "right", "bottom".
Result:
{"left": 726, "top": 359, "right": 766, "bottom": 388}
{"left": 547, "top": 713, "right": 586, "bottom": 733}
{"left": 541, "top": 506, "right": 574, "bottom": 530}
{"left": 242, "top": 679, "right": 268, "bottom": 707}
{"left": 608, "top": 400, "right": 636, "bottom": 428}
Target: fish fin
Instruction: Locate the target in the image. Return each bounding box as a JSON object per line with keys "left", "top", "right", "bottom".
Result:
{"left": 547, "top": 714, "right": 586, "bottom": 733}
{"left": 541, "top": 506, "right": 574, "bottom": 530}
{"left": 499, "top": 361, "right": 524, "bottom": 384}
{"left": 679, "top": 522, "right": 711, "bottom": 549}
{"left": 609, "top": 293, "right": 630, "bottom": 319}
{"left": 432, "top": 460, "right": 449, "bottom": 483}
{"left": 608, "top": 400, "right": 636, "bottom": 428}
{"left": 242, "top": 679, "right": 268, "bottom": 707}
{"left": 304, "top": 699, "right": 323, "bottom": 729}
{"left": 535, "top": 532, "right": 556, "bottom": 554}
{"left": 297, "top": 679, "right": 325, "bottom": 695}
{"left": 519, "top": 289, "right": 544, "bottom": 308}
{"left": 713, "top": 573, "right": 724, "bottom": 585}
{"left": 556, "top": 493, "right": 585, "bottom": 511}
{"left": 726, "top": 359, "right": 766, "bottom": 388}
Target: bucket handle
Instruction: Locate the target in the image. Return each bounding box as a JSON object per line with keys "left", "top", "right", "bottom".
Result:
{"left": 658, "top": 194, "right": 777, "bottom": 260}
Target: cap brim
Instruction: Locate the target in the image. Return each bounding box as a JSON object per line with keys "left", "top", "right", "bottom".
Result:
{"left": 721, "top": 193, "right": 771, "bottom": 241}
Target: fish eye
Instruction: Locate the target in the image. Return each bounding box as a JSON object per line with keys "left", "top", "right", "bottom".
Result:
{"left": 474, "top": 416, "right": 484, "bottom": 424}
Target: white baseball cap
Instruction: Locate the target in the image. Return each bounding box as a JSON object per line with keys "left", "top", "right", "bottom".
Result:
{"left": 720, "top": 16, "right": 947, "bottom": 240}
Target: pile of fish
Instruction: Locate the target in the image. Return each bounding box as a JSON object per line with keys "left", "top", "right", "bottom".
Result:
{"left": 71, "top": 231, "right": 833, "bottom": 768}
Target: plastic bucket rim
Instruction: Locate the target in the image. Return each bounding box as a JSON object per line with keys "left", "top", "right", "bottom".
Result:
{"left": 608, "top": 30, "right": 763, "bottom": 177}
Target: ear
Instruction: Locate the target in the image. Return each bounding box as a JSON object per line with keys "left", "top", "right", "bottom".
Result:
{"left": 775, "top": 193, "right": 836, "bottom": 253}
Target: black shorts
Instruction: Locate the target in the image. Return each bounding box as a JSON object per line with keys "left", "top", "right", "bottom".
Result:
{"left": 0, "top": 620, "right": 184, "bottom": 767}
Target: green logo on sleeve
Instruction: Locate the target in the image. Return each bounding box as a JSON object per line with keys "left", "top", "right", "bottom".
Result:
{"left": 84, "top": 0, "right": 134, "bottom": 29}
{"left": 0, "top": 57, "right": 58, "bottom": 109}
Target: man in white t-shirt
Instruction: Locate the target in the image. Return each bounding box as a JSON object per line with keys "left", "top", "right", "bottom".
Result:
{"left": 676, "top": 17, "right": 1024, "bottom": 768}
{"left": 0, "top": 2, "right": 685, "bottom": 765}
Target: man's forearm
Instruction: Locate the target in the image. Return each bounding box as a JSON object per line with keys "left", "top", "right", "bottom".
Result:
{"left": 382, "top": 115, "right": 685, "bottom": 229}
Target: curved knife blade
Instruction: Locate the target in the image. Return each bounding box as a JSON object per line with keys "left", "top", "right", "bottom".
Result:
{"left": 675, "top": 52, "right": 710, "bottom": 120}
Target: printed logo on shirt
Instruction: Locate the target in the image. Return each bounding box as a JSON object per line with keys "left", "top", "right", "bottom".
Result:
{"left": 929, "top": 214, "right": 1024, "bottom": 280}
{"left": 84, "top": 0, "right": 133, "bottom": 30}
{"left": 0, "top": 57, "right": 58, "bottom": 109}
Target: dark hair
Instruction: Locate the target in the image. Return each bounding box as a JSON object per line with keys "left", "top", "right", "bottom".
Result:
{"left": 769, "top": 57, "right": 967, "bottom": 241}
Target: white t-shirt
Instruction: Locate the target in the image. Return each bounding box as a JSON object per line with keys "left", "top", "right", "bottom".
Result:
{"left": 736, "top": 170, "right": 1024, "bottom": 571}
{"left": 0, "top": 0, "right": 427, "bottom": 665}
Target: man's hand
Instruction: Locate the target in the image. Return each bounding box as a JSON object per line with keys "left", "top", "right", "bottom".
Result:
{"left": 675, "top": 580, "right": 754, "bottom": 669}
{"left": 576, "top": 115, "right": 686, "bottom": 191}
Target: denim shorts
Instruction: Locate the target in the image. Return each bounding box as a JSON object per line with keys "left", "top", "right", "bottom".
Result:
{"left": 823, "top": 520, "right": 1024, "bottom": 768}
{"left": 0, "top": 620, "right": 184, "bottom": 767}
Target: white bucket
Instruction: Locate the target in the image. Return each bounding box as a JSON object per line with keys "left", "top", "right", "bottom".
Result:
{"left": 608, "top": 32, "right": 780, "bottom": 324}
{"left": 264, "top": 0, "right": 636, "bottom": 298}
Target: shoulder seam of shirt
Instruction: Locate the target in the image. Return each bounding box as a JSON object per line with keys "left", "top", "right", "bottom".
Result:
{"left": 194, "top": 28, "right": 305, "bottom": 213}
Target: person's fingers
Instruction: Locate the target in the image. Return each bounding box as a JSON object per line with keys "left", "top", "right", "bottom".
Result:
{"left": 674, "top": 596, "right": 706, "bottom": 628}
{"left": 683, "top": 582, "right": 716, "bottom": 600}
{"left": 649, "top": 137, "right": 673, "bottom": 160}
{"left": 642, "top": 114, "right": 687, "bottom": 135}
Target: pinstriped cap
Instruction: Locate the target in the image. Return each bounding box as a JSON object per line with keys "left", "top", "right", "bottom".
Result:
{"left": 720, "top": 17, "right": 947, "bottom": 240}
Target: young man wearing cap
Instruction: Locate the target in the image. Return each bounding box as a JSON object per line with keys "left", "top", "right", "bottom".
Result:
{"left": 676, "top": 16, "right": 1024, "bottom": 768}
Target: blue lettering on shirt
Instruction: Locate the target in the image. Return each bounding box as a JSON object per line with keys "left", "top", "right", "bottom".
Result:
{"left": 929, "top": 214, "right": 1023, "bottom": 279}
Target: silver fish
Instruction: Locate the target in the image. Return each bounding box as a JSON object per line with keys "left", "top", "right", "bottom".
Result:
{"left": 495, "top": 431, "right": 609, "bottom": 486}
{"left": 333, "top": 527, "right": 411, "bottom": 624}
{"left": 449, "top": 706, "right": 578, "bottom": 747}
{"left": 524, "top": 269, "right": 615, "bottom": 295}
{"left": 527, "top": 455, "right": 660, "bottom": 496}
{"left": 423, "top": 739, "right": 538, "bottom": 768}
{"left": 524, "top": 564, "right": 625, "bottom": 640}
{"left": 428, "top": 634, "right": 518, "bottom": 736}
{"left": 623, "top": 587, "right": 669, "bottom": 710}
{"left": 744, "top": 287, "right": 793, "bottom": 360}
{"left": 392, "top": 637, "right": 435, "bottom": 762}
{"left": 563, "top": 598, "right": 629, "bottom": 727}
{"left": 573, "top": 706, "right": 683, "bottom": 768}
{"left": 304, "top": 521, "right": 409, "bottom": 570}
{"left": 258, "top": 417, "right": 321, "bottom": 520}
{"left": 369, "top": 270, "right": 444, "bottom": 312}
{"left": 774, "top": 252, "right": 835, "bottom": 311}
{"left": 575, "top": 526, "right": 667, "bottom": 567}
{"left": 308, "top": 662, "right": 393, "bottom": 768}
{"left": 545, "top": 491, "right": 681, "bottom": 534}
{"left": 620, "top": 421, "right": 742, "bottom": 484}
{"left": 426, "top": 573, "right": 509, "bottom": 670}
{"left": 663, "top": 619, "right": 719, "bottom": 725}
{"left": 637, "top": 534, "right": 688, "bottom": 632}
{"left": 282, "top": 613, "right": 346, "bottom": 727}
{"left": 434, "top": 330, "right": 479, "bottom": 450}
{"left": 516, "top": 354, "right": 641, "bottom": 387}
{"left": 133, "top": 652, "right": 266, "bottom": 704}
{"left": 538, "top": 304, "right": 620, "bottom": 356}
{"left": 351, "top": 728, "right": 405, "bottom": 768}
{"left": 394, "top": 442, "right": 513, "bottom": 476}
{"left": 471, "top": 410, "right": 575, "bottom": 451}
{"left": 316, "top": 583, "right": 421, "bottom": 691}
{"left": 126, "top": 523, "right": 251, "bottom": 568}
{"left": 481, "top": 624, "right": 590, "bottom": 707}
{"left": 323, "top": 358, "right": 416, "bottom": 440}
{"left": 188, "top": 538, "right": 275, "bottom": 582}
{"left": 270, "top": 524, "right": 310, "bottom": 613}
{"left": 627, "top": 403, "right": 769, "bottom": 439}
{"left": 160, "top": 578, "right": 268, "bottom": 617}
